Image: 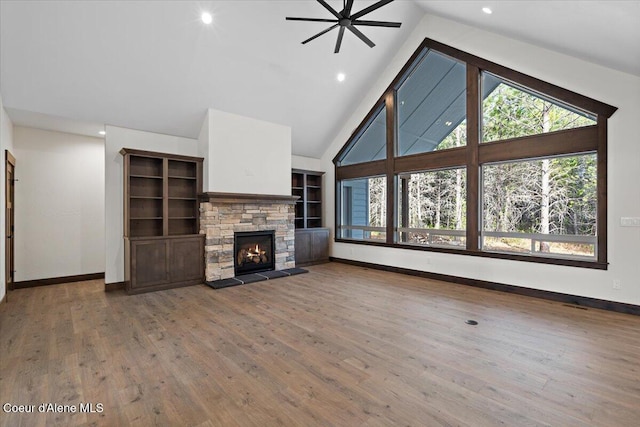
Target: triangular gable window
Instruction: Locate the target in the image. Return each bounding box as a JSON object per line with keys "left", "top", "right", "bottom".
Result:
{"left": 338, "top": 104, "right": 386, "bottom": 166}
{"left": 397, "top": 50, "right": 467, "bottom": 155}
{"left": 482, "top": 73, "right": 596, "bottom": 143}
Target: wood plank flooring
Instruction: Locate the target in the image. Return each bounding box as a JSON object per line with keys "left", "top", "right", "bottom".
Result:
{"left": 1, "top": 262, "right": 639, "bottom": 426}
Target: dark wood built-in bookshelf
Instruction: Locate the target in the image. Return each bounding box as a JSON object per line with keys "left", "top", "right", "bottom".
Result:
{"left": 121, "top": 148, "right": 205, "bottom": 294}
{"left": 292, "top": 169, "right": 329, "bottom": 266}
{"left": 292, "top": 169, "right": 324, "bottom": 229}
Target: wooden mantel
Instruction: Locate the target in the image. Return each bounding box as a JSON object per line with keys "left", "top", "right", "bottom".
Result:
{"left": 199, "top": 192, "right": 299, "bottom": 204}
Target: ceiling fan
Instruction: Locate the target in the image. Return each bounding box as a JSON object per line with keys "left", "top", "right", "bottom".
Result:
{"left": 286, "top": 0, "right": 402, "bottom": 53}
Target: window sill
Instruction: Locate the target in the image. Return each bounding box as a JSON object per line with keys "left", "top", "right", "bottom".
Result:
{"left": 334, "top": 238, "right": 608, "bottom": 270}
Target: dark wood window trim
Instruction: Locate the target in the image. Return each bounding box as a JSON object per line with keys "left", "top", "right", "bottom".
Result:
{"left": 478, "top": 126, "right": 599, "bottom": 164}
{"left": 333, "top": 38, "right": 617, "bottom": 269}
{"left": 336, "top": 160, "right": 386, "bottom": 181}
{"left": 394, "top": 147, "right": 467, "bottom": 173}
{"left": 385, "top": 91, "right": 396, "bottom": 244}
{"left": 466, "top": 65, "right": 481, "bottom": 251}
{"left": 596, "top": 116, "right": 608, "bottom": 263}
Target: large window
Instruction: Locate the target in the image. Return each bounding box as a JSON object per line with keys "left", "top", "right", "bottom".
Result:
{"left": 397, "top": 50, "right": 467, "bottom": 156}
{"left": 339, "top": 176, "right": 386, "bottom": 241}
{"left": 482, "top": 154, "right": 597, "bottom": 260}
{"left": 398, "top": 168, "right": 466, "bottom": 248}
{"left": 338, "top": 104, "right": 386, "bottom": 166}
{"left": 482, "top": 73, "right": 596, "bottom": 142}
{"left": 334, "top": 38, "right": 616, "bottom": 268}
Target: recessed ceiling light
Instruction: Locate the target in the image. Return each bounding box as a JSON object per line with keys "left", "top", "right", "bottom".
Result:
{"left": 99, "top": 130, "right": 106, "bottom": 136}
{"left": 337, "top": 73, "right": 346, "bottom": 82}
{"left": 201, "top": 12, "right": 213, "bottom": 24}
{"left": 482, "top": 7, "right": 492, "bottom": 14}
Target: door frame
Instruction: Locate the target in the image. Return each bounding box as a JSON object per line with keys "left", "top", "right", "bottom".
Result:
{"left": 5, "top": 150, "right": 15, "bottom": 292}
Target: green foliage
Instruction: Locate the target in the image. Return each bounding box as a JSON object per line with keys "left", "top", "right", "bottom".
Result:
{"left": 405, "top": 168, "right": 466, "bottom": 231}
{"left": 483, "top": 155, "right": 596, "bottom": 235}
{"left": 480, "top": 83, "right": 597, "bottom": 237}
{"left": 368, "top": 176, "right": 386, "bottom": 227}
{"left": 436, "top": 120, "right": 467, "bottom": 151}
{"left": 482, "top": 83, "right": 595, "bottom": 142}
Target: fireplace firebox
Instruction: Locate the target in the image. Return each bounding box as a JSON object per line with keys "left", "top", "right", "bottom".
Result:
{"left": 234, "top": 230, "right": 275, "bottom": 276}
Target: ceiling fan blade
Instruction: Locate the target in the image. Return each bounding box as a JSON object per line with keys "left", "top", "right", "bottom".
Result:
{"left": 334, "top": 26, "right": 345, "bottom": 53}
{"left": 346, "top": 25, "right": 375, "bottom": 48}
{"left": 316, "top": 0, "right": 342, "bottom": 20}
{"left": 351, "top": 0, "right": 394, "bottom": 20}
{"left": 286, "top": 17, "right": 338, "bottom": 23}
{"left": 352, "top": 20, "right": 401, "bottom": 28}
{"left": 302, "top": 23, "right": 339, "bottom": 44}
{"left": 343, "top": 0, "right": 354, "bottom": 16}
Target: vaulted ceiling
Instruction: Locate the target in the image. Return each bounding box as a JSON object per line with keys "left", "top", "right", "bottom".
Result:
{"left": 1, "top": 1, "right": 638, "bottom": 158}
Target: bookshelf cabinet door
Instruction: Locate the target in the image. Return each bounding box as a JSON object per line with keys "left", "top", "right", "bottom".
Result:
{"left": 130, "top": 239, "right": 170, "bottom": 290}
{"left": 294, "top": 228, "right": 329, "bottom": 266}
{"left": 169, "top": 236, "right": 204, "bottom": 283}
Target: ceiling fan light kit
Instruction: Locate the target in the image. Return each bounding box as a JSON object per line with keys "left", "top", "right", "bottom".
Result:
{"left": 286, "top": 0, "right": 401, "bottom": 53}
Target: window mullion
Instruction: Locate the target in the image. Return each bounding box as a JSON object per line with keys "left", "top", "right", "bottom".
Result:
{"left": 466, "top": 65, "right": 480, "bottom": 251}
{"left": 597, "top": 115, "right": 607, "bottom": 264}
{"left": 385, "top": 90, "right": 396, "bottom": 244}
{"left": 400, "top": 177, "right": 409, "bottom": 243}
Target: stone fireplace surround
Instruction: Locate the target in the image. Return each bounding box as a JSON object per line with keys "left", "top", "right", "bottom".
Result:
{"left": 199, "top": 192, "right": 297, "bottom": 282}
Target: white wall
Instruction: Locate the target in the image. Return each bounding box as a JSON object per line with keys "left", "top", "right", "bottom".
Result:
{"left": 12, "top": 126, "right": 105, "bottom": 282}
{"left": 104, "top": 125, "right": 199, "bottom": 284}
{"left": 202, "top": 109, "right": 291, "bottom": 195}
{"left": 198, "top": 109, "right": 210, "bottom": 192}
{"left": 0, "top": 95, "right": 14, "bottom": 302}
{"left": 292, "top": 154, "right": 323, "bottom": 173}
{"left": 321, "top": 14, "right": 640, "bottom": 306}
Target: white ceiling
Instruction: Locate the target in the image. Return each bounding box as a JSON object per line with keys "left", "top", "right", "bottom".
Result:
{"left": 413, "top": 1, "right": 640, "bottom": 77}
{"left": 1, "top": 1, "right": 639, "bottom": 158}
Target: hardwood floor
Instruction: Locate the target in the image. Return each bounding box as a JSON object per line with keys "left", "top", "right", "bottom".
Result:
{"left": 1, "top": 262, "right": 639, "bottom": 426}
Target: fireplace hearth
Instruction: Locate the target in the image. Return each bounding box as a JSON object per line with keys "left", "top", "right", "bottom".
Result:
{"left": 234, "top": 230, "right": 275, "bottom": 276}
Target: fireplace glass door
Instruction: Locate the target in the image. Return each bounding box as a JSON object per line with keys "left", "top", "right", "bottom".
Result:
{"left": 234, "top": 231, "right": 275, "bottom": 275}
